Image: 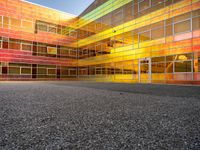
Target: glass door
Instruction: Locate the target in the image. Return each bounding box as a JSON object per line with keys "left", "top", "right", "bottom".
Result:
{"left": 139, "top": 58, "right": 151, "bottom": 83}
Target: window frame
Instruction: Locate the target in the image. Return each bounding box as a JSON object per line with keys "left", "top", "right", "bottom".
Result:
{"left": 0, "top": 38, "right": 2, "bottom": 49}
{"left": 0, "top": 62, "right": 2, "bottom": 75}
{"left": 3, "top": 16, "right": 10, "bottom": 28}
{"left": 138, "top": 30, "right": 151, "bottom": 42}
{"left": 21, "top": 42, "right": 33, "bottom": 51}
{"left": 138, "top": 0, "right": 151, "bottom": 12}
{"left": 48, "top": 25, "right": 57, "bottom": 34}
{"left": 173, "top": 13, "right": 192, "bottom": 35}
{"left": 20, "top": 66, "right": 32, "bottom": 75}
{"left": 47, "top": 68, "right": 56, "bottom": 75}
{"left": 0, "top": 16, "right": 3, "bottom": 28}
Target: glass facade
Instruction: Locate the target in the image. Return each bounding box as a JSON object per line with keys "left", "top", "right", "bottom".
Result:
{"left": 0, "top": 0, "right": 78, "bottom": 80}
{"left": 0, "top": 0, "right": 200, "bottom": 84}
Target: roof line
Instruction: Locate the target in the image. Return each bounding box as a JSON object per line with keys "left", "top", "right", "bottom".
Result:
{"left": 22, "top": 0, "right": 77, "bottom": 17}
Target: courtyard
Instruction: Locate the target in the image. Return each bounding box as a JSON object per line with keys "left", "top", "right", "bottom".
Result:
{"left": 0, "top": 81, "right": 200, "bottom": 149}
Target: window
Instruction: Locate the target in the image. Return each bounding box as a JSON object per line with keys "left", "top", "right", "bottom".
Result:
{"left": 9, "top": 65, "right": 20, "bottom": 75}
{"left": 139, "top": 0, "right": 150, "bottom": 11}
{"left": 112, "top": 9, "right": 123, "bottom": 26}
{"left": 69, "top": 30, "right": 77, "bottom": 38}
{"left": 151, "top": 0, "right": 164, "bottom": 6}
{"left": 166, "top": 54, "right": 193, "bottom": 73}
{"left": 22, "top": 20, "right": 33, "bottom": 32}
{"left": 21, "top": 68, "right": 31, "bottom": 75}
{"left": 114, "top": 38, "right": 124, "bottom": 48}
{"left": 3, "top": 16, "right": 9, "bottom": 28}
{"left": 173, "top": 0, "right": 182, "bottom": 4}
{"left": 192, "top": 16, "right": 200, "bottom": 31}
{"left": 96, "top": 66, "right": 102, "bottom": 75}
{"left": 102, "top": 14, "right": 111, "bottom": 30}
{"left": 124, "top": 2, "right": 134, "bottom": 22}
{"left": 47, "top": 46, "right": 57, "bottom": 55}
{"left": 165, "top": 25, "right": 173, "bottom": 36}
{"left": 21, "top": 42, "right": 32, "bottom": 51}
{"left": 152, "top": 57, "right": 165, "bottom": 73}
{"left": 0, "top": 16, "right": 2, "bottom": 27}
{"left": 69, "top": 49, "right": 77, "bottom": 58}
{"left": 95, "top": 44, "right": 102, "bottom": 55}
{"left": 139, "top": 31, "right": 150, "bottom": 42}
{"left": 174, "top": 13, "right": 191, "bottom": 34}
{"left": 57, "top": 26, "right": 62, "bottom": 34}
{"left": 61, "top": 67, "right": 69, "bottom": 77}
{"left": 175, "top": 61, "right": 191, "bottom": 72}
{"left": 95, "top": 18, "right": 102, "bottom": 32}
{"left": 38, "top": 66, "right": 47, "bottom": 75}
{"left": 37, "top": 23, "right": 47, "bottom": 32}
{"left": 151, "top": 28, "right": 164, "bottom": 39}
{"left": 165, "top": 0, "right": 173, "bottom": 6}
{"left": 47, "top": 68, "right": 56, "bottom": 75}
{"left": 37, "top": 65, "right": 56, "bottom": 78}
{"left": 62, "top": 27, "right": 69, "bottom": 36}
{"left": 9, "top": 63, "right": 31, "bottom": 75}
{"left": 198, "top": 56, "right": 200, "bottom": 72}
{"left": 174, "top": 20, "right": 191, "bottom": 34}
{"left": 37, "top": 44, "right": 47, "bottom": 55}
{"left": 2, "top": 37, "right": 9, "bottom": 49}
{"left": 9, "top": 39, "right": 21, "bottom": 50}
{"left": 152, "top": 63, "right": 165, "bottom": 73}
{"left": 48, "top": 25, "right": 57, "bottom": 33}
{"left": 0, "top": 37, "right": 2, "bottom": 49}
{"left": 79, "top": 68, "right": 88, "bottom": 76}
{"left": 60, "top": 47, "right": 70, "bottom": 57}
{"left": 69, "top": 68, "right": 77, "bottom": 76}
{"left": 0, "top": 62, "right": 2, "bottom": 74}
{"left": 21, "top": 64, "right": 32, "bottom": 75}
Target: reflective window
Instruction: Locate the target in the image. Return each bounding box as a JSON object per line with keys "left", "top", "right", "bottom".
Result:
{"left": 139, "top": 0, "right": 150, "bottom": 11}
{"left": 151, "top": 27, "right": 164, "bottom": 39}
{"left": 151, "top": 0, "right": 164, "bottom": 6}
{"left": 0, "top": 37, "right": 2, "bottom": 49}
{"left": 0, "top": 16, "right": 2, "bottom": 27}
{"left": 37, "top": 23, "right": 47, "bottom": 32}
{"left": 9, "top": 63, "right": 31, "bottom": 75}
{"left": 21, "top": 42, "right": 32, "bottom": 51}
{"left": 165, "top": 25, "right": 173, "bottom": 36}
{"left": 48, "top": 25, "right": 57, "bottom": 33}
{"left": 0, "top": 62, "right": 2, "bottom": 74}
{"left": 3, "top": 16, "right": 9, "bottom": 28}
{"left": 174, "top": 13, "right": 190, "bottom": 22}
{"left": 192, "top": 16, "right": 200, "bottom": 31}
{"left": 174, "top": 20, "right": 191, "bottom": 34}
{"left": 198, "top": 56, "right": 200, "bottom": 72}
{"left": 139, "top": 31, "right": 150, "bottom": 42}
{"left": 9, "top": 39, "right": 20, "bottom": 50}
{"left": 175, "top": 61, "right": 191, "bottom": 72}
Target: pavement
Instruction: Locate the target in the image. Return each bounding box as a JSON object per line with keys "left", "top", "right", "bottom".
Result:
{"left": 0, "top": 81, "right": 200, "bottom": 149}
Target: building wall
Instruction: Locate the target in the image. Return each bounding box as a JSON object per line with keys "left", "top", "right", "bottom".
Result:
{"left": 76, "top": 0, "right": 200, "bottom": 84}
{"left": 0, "top": 0, "right": 200, "bottom": 84}
{"left": 0, "top": 0, "right": 78, "bottom": 80}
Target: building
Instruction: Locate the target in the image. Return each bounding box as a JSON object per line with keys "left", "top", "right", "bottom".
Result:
{"left": 0, "top": 0, "right": 200, "bottom": 84}
{"left": 0, "top": 0, "right": 78, "bottom": 80}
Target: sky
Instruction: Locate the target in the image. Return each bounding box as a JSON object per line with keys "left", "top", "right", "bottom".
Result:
{"left": 26, "top": 0, "right": 95, "bottom": 16}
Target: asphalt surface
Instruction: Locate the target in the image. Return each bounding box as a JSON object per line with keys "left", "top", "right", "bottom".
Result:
{"left": 0, "top": 81, "right": 200, "bottom": 149}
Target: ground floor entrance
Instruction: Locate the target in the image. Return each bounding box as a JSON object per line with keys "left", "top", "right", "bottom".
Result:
{"left": 139, "top": 58, "right": 151, "bottom": 83}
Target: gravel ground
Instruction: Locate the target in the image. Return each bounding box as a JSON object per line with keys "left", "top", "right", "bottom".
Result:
{"left": 0, "top": 81, "right": 200, "bottom": 149}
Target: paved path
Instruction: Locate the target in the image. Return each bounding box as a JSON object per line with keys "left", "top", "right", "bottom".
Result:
{"left": 0, "top": 81, "right": 200, "bottom": 149}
